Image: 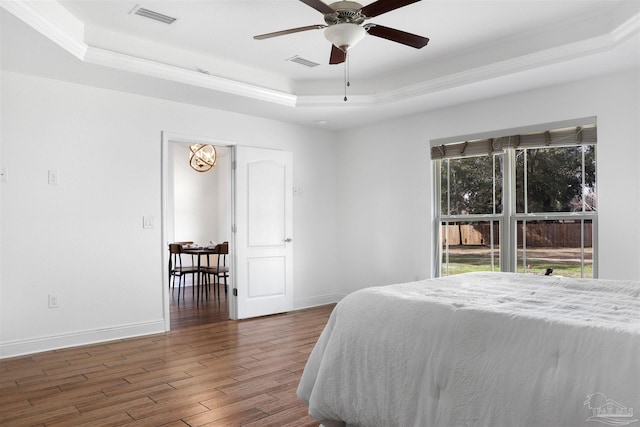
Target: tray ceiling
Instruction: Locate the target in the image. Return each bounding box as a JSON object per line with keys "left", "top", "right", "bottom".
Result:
{"left": 2, "top": 1, "right": 639, "bottom": 129}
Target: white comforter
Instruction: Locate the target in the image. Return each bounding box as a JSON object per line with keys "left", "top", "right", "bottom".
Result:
{"left": 297, "top": 272, "right": 640, "bottom": 427}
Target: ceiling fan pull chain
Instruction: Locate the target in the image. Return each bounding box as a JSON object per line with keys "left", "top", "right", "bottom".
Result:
{"left": 347, "top": 53, "right": 351, "bottom": 88}
{"left": 344, "top": 52, "right": 348, "bottom": 101}
{"left": 344, "top": 51, "right": 350, "bottom": 102}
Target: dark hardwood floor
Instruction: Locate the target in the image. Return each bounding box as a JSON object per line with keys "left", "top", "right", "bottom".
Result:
{"left": 170, "top": 283, "right": 230, "bottom": 329}
{"left": 0, "top": 290, "right": 335, "bottom": 426}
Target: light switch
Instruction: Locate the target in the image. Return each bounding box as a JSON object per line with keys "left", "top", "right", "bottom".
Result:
{"left": 0, "top": 168, "right": 7, "bottom": 182}
{"left": 143, "top": 216, "right": 155, "bottom": 229}
{"left": 48, "top": 294, "right": 59, "bottom": 309}
{"left": 48, "top": 170, "right": 58, "bottom": 185}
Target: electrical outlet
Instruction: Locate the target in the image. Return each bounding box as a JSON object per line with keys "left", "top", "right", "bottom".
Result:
{"left": 48, "top": 294, "right": 59, "bottom": 309}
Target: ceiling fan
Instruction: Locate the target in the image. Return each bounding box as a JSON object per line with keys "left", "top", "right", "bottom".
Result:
{"left": 253, "top": 0, "right": 430, "bottom": 65}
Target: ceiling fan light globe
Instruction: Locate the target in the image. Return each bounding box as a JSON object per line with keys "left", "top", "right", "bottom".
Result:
{"left": 324, "top": 23, "right": 366, "bottom": 51}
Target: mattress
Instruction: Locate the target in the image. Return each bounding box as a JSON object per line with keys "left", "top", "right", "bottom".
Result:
{"left": 297, "top": 272, "right": 640, "bottom": 427}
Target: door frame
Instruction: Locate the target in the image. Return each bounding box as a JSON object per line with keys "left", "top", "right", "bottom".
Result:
{"left": 161, "top": 131, "right": 238, "bottom": 330}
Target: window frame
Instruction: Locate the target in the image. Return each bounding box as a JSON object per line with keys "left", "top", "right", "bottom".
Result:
{"left": 432, "top": 120, "right": 598, "bottom": 278}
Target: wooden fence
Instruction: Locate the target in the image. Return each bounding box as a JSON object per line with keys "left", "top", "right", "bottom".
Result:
{"left": 442, "top": 222, "right": 592, "bottom": 248}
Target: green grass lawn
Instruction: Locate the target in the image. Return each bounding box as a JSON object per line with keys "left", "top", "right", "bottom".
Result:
{"left": 442, "top": 246, "right": 593, "bottom": 278}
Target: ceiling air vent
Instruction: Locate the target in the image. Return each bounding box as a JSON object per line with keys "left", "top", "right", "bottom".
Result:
{"left": 287, "top": 56, "right": 320, "bottom": 68}
{"left": 130, "top": 5, "right": 177, "bottom": 24}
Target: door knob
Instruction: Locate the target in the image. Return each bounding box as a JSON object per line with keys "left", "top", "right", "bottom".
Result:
{"left": 284, "top": 238, "right": 293, "bottom": 243}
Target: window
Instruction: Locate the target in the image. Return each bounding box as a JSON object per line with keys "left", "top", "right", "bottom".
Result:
{"left": 439, "top": 155, "right": 503, "bottom": 275}
{"left": 432, "top": 118, "right": 597, "bottom": 278}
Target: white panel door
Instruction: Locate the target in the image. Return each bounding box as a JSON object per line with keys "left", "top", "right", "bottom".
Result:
{"left": 235, "top": 146, "right": 293, "bottom": 319}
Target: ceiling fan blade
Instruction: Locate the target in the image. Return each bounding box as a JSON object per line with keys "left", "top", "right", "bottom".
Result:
{"left": 299, "top": 0, "right": 335, "bottom": 14}
{"left": 253, "top": 24, "right": 326, "bottom": 40}
{"left": 329, "top": 45, "right": 346, "bottom": 64}
{"left": 366, "top": 24, "right": 429, "bottom": 48}
{"left": 361, "top": 0, "right": 421, "bottom": 18}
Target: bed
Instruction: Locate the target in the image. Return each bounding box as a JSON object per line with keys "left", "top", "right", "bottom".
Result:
{"left": 297, "top": 272, "right": 640, "bottom": 427}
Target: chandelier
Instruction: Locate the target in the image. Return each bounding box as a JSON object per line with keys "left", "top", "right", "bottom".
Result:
{"left": 189, "top": 144, "right": 216, "bottom": 172}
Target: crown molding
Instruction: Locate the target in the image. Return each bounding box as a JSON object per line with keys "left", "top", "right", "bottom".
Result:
{"left": 295, "top": 94, "right": 376, "bottom": 107}
{"left": 1, "top": 0, "right": 87, "bottom": 59}
{"left": 1, "top": 0, "right": 296, "bottom": 106}
{"left": 83, "top": 46, "right": 297, "bottom": 107}
{"left": 613, "top": 11, "right": 640, "bottom": 42}
{"left": 384, "top": 39, "right": 608, "bottom": 103}
{"left": 301, "top": 12, "right": 640, "bottom": 107}
{"left": 3, "top": 1, "right": 638, "bottom": 111}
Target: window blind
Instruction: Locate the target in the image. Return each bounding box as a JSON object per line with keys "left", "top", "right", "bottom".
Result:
{"left": 430, "top": 121, "right": 597, "bottom": 160}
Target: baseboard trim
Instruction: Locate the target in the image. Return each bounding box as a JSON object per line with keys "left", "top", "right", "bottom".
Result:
{"left": 2, "top": 296, "right": 346, "bottom": 358}
{"left": 0, "top": 320, "right": 166, "bottom": 359}
{"left": 294, "top": 294, "right": 342, "bottom": 311}
{"left": 334, "top": 293, "right": 349, "bottom": 301}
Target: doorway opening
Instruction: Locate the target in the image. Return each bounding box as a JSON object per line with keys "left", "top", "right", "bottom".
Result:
{"left": 162, "top": 132, "right": 236, "bottom": 330}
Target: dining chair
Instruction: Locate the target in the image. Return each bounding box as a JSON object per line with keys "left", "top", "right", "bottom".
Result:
{"left": 168, "top": 241, "right": 194, "bottom": 289}
{"left": 168, "top": 242, "right": 199, "bottom": 304}
{"left": 202, "top": 241, "right": 229, "bottom": 300}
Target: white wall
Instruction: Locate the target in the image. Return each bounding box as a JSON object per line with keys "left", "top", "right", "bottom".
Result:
{"left": 336, "top": 69, "right": 640, "bottom": 294}
{"left": 0, "top": 71, "right": 339, "bottom": 357}
{"left": 2, "top": 67, "right": 638, "bottom": 358}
